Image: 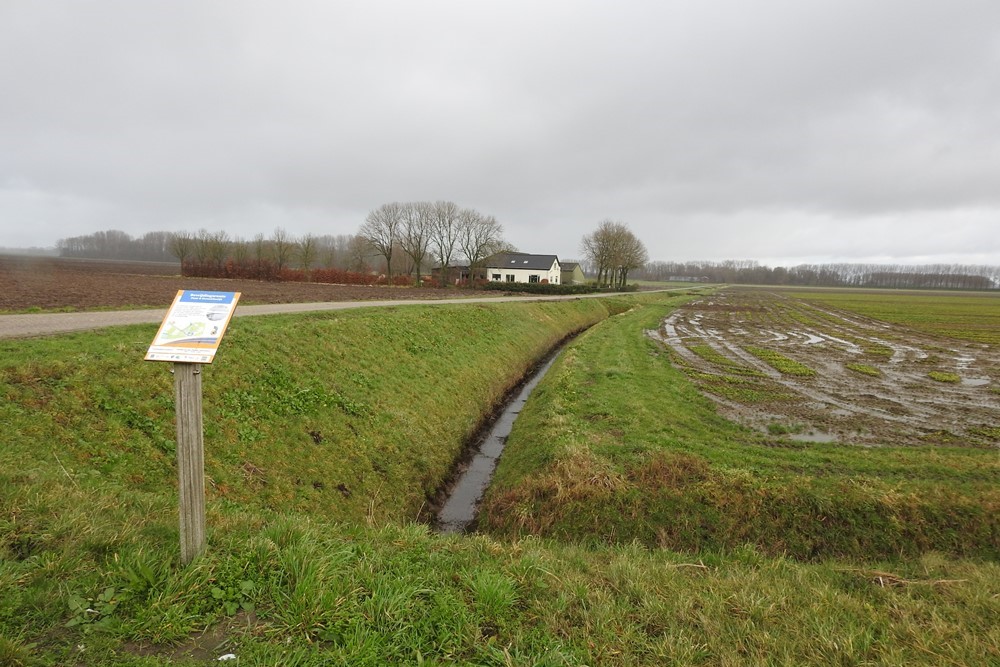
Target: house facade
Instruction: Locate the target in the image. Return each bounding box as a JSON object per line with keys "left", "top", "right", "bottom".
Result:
{"left": 484, "top": 253, "right": 561, "bottom": 285}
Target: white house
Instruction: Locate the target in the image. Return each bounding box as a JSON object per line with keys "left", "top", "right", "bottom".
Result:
{"left": 484, "top": 253, "right": 561, "bottom": 285}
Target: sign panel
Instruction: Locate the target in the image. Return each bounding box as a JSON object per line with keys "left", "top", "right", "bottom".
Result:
{"left": 145, "top": 290, "right": 241, "bottom": 363}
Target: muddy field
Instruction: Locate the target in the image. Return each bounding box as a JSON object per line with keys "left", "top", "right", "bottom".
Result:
{"left": 0, "top": 255, "right": 481, "bottom": 311}
{"left": 650, "top": 288, "right": 999, "bottom": 448}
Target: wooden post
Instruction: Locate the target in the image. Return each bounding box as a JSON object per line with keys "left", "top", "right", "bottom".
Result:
{"left": 174, "top": 362, "right": 206, "bottom": 565}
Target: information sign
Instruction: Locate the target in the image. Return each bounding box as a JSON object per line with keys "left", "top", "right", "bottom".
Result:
{"left": 145, "top": 290, "right": 241, "bottom": 363}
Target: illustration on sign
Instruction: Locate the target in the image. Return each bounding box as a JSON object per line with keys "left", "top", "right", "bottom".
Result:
{"left": 145, "top": 290, "right": 241, "bottom": 363}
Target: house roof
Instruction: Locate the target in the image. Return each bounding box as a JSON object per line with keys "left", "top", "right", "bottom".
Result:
{"left": 485, "top": 253, "right": 560, "bottom": 271}
{"left": 561, "top": 262, "right": 581, "bottom": 271}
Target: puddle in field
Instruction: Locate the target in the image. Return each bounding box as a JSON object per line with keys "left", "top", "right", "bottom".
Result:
{"left": 652, "top": 290, "right": 1000, "bottom": 448}
{"left": 435, "top": 353, "right": 561, "bottom": 534}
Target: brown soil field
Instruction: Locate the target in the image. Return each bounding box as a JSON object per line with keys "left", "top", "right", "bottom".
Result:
{"left": 650, "top": 288, "right": 1000, "bottom": 448}
{"left": 0, "top": 255, "right": 482, "bottom": 312}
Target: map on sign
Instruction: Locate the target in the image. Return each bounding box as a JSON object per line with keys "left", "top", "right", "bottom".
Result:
{"left": 145, "top": 290, "right": 241, "bottom": 363}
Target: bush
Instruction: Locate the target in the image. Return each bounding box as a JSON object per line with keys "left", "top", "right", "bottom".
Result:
{"left": 480, "top": 282, "right": 601, "bottom": 295}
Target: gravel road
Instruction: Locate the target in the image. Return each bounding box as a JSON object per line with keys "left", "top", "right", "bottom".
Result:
{"left": 0, "top": 293, "right": 624, "bottom": 340}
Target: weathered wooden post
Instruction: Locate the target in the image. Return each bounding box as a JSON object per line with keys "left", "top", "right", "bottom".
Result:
{"left": 146, "top": 290, "right": 240, "bottom": 566}
{"left": 174, "top": 362, "right": 206, "bottom": 564}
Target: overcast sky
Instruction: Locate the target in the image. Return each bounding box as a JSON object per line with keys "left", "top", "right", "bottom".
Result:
{"left": 2, "top": 1, "right": 999, "bottom": 267}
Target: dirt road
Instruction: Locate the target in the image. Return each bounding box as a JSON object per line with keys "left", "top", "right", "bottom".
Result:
{"left": 0, "top": 293, "right": 633, "bottom": 340}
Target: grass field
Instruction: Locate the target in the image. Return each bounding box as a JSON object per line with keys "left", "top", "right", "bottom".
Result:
{"left": 2, "top": 289, "right": 999, "bottom": 665}
{"left": 788, "top": 288, "right": 1000, "bottom": 345}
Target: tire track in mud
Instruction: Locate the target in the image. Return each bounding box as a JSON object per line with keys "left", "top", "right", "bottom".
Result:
{"left": 650, "top": 290, "right": 1000, "bottom": 447}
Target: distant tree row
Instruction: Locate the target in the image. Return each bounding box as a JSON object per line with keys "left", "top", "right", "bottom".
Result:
{"left": 171, "top": 229, "right": 385, "bottom": 281}
{"left": 358, "top": 201, "right": 512, "bottom": 286}
{"left": 57, "top": 228, "right": 386, "bottom": 278}
{"left": 637, "top": 260, "right": 1000, "bottom": 290}
{"left": 580, "top": 220, "right": 648, "bottom": 288}
{"left": 57, "top": 230, "right": 177, "bottom": 262}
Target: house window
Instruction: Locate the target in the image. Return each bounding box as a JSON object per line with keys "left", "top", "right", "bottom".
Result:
{"left": 528, "top": 275, "right": 540, "bottom": 283}
{"left": 492, "top": 273, "right": 501, "bottom": 281}
{"left": 506, "top": 274, "right": 515, "bottom": 282}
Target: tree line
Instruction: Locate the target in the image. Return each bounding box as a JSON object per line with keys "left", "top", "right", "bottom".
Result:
{"left": 638, "top": 260, "right": 1000, "bottom": 290}
{"left": 58, "top": 223, "right": 997, "bottom": 292}
{"left": 57, "top": 230, "right": 177, "bottom": 262}
{"left": 59, "top": 228, "right": 384, "bottom": 279}
{"left": 56, "top": 200, "right": 515, "bottom": 287}
{"left": 357, "top": 201, "right": 512, "bottom": 286}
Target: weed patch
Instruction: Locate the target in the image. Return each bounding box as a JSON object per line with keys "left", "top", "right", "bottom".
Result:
{"left": 743, "top": 345, "right": 817, "bottom": 377}
{"left": 846, "top": 362, "right": 882, "bottom": 377}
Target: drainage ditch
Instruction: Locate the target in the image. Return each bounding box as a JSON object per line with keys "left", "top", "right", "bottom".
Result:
{"left": 434, "top": 350, "right": 564, "bottom": 534}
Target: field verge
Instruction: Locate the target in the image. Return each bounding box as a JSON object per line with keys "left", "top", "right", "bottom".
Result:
{"left": 479, "top": 294, "right": 1000, "bottom": 561}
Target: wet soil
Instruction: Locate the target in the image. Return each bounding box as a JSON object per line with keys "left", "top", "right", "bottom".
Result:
{"left": 0, "top": 255, "right": 482, "bottom": 312}
{"left": 648, "top": 289, "right": 1000, "bottom": 448}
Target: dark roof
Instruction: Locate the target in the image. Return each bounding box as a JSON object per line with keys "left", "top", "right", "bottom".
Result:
{"left": 561, "top": 262, "right": 581, "bottom": 271}
{"left": 485, "top": 253, "right": 559, "bottom": 271}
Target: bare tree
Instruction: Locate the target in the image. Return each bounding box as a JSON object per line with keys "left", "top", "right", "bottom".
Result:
{"left": 231, "top": 237, "right": 250, "bottom": 269}
{"left": 169, "top": 232, "right": 194, "bottom": 266}
{"left": 297, "top": 233, "right": 318, "bottom": 278}
{"left": 347, "top": 235, "right": 376, "bottom": 273}
{"left": 457, "top": 208, "right": 504, "bottom": 283}
{"left": 208, "top": 230, "right": 230, "bottom": 269}
{"left": 581, "top": 220, "right": 647, "bottom": 288}
{"left": 194, "top": 229, "right": 213, "bottom": 264}
{"left": 251, "top": 233, "right": 269, "bottom": 274}
{"left": 580, "top": 221, "right": 616, "bottom": 286}
{"left": 430, "top": 200, "right": 461, "bottom": 287}
{"left": 399, "top": 202, "right": 433, "bottom": 285}
{"left": 614, "top": 228, "right": 648, "bottom": 288}
{"left": 359, "top": 202, "right": 403, "bottom": 284}
{"left": 271, "top": 227, "right": 295, "bottom": 272}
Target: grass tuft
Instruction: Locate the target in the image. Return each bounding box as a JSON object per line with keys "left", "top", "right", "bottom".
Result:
{"left": 928, "top": 370, "right": 961, "bottom": 383}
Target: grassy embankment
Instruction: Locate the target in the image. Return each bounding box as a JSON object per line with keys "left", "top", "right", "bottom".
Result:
{"left": 481, "top": 295, "right": 999, "bottom": 560}
{"left": 2, "top": 292, "right": 998, "bottom": 665}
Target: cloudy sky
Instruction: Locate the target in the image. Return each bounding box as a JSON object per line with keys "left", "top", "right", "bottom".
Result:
{"left": 2, "top": 1, "right": 999, "bottom": 267}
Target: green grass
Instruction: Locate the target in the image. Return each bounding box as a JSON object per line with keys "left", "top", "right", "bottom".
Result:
{"left": 928, "top": 371, "right": 961, "bottom": 383}
{"left": 3, "top": 292, "right": 999, "bottom": 664}
{"left": 790, "top": 290, "right": 1000, "bottom": 345}
{"left": 688, "top": 344, "right": 766, "bottom": 376}
{"left": 742, "top": 346, "right": 817, "bottom": 377}
{"left": 5, "top": 518, "right": 999, "bottom": 665}
{"left": 846, "top": 362, "right": 882, "bottom": 377}
{"left": 481, "top": 298, "right": 999, "bottom": 560}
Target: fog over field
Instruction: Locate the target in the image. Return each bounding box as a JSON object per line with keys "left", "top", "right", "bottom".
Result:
{"left": 2, "top": 1, "right": 999, "bottom": 266}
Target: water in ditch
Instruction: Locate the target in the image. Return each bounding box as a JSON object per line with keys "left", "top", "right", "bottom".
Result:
{"left": 435, "top": 353, "right": 561, "bottom": 534}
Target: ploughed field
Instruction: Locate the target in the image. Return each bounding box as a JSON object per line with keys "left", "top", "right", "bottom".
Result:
{"left": 652, "top": 287, "right": 1000, "bottom": 448}
{"left": 0, "top": 255, "right": 479, "bottom": 312}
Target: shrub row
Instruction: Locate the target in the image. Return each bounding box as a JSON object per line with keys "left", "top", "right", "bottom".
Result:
{"left": 480, "top": 282, "right": 605, "bottom": 295}
{"left": 181, "top": 260, "right": 413, "bottom": 286}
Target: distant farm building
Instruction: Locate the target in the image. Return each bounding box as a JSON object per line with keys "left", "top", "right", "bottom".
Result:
{"left": 484, "top": 253, "right": 562, "bottom": 285}
{"left": 560, "top": 262, "right": 586, "bottom": 285}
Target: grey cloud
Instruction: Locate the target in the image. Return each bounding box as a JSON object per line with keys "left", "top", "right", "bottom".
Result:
{"left": 2, "top": 1, "right": 999, "bottom": 266}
